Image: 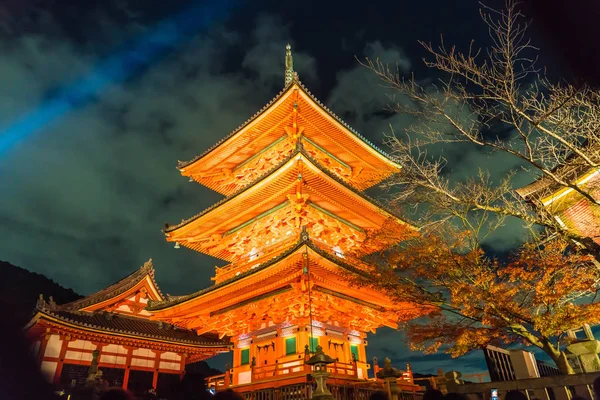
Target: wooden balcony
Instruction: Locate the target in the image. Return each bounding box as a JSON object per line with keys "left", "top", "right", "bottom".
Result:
{"left": 207, "top": 358, "right": 363, "bottom": 393}
{"left": 251, "top": 359, "right": 359, "bottom": 382}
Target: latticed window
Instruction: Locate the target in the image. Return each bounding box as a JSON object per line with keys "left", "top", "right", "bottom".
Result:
{"left": 285, "top": 337, "right": 296, "bottom": 355}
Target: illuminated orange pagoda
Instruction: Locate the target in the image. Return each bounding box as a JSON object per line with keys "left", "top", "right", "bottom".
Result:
{"left": 25, "top": 260, "right": 229, "bottom": 396}
{"left": 148, "top": 45, "right": 425, "bottom": 392}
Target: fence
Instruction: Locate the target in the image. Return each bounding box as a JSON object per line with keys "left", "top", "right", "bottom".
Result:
{"left": 237, "top": 382, "right": 425, "bottom": 400}
{"left": 445, "top": 371, "right": 600, "bottom": 400}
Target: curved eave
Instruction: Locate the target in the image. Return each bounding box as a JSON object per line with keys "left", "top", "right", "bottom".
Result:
{"left": 517, "top": 166, "right": 600, "bottom": 207}
{"left": 294, "top": 80, "right": 401, "bottom": 169}
{"left": 164, "top": 147, "right": 414, "bottom": 237}
{"left": 148, "top": 238, "right": 371, "bottom": 313}
{"left": 177, "top": 79, "right": 400, "bottom": 173}
{"left": 27, "top": 310, "right": 229, "bottom": 348}
{"left": 178, "top": 84, "right": 294, "bottom": 170}
{"left": 58, "top": 259, "right": 165, "bottom": 311}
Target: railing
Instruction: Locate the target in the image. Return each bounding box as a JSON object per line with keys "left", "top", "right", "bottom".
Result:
{"left": 446, "top": 371, "right": 600, "bottom": 400}
{"left": 207, "top": 374, "right": 228, "bottom": 390}
{"left": 327, "top": 361, "right": 358, "bottom": 378}
{"left": 238, "top": 382, "right": 424, "bottom": 400}
{"left": 250, "top": 359, "right": 359, "bottom": 382}
{"left": 252, "top": 359, "right": 308, "bottom": 381}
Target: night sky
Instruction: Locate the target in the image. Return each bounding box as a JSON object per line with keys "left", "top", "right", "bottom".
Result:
{"left": 1, "top": 0, "right": 594, "bottom": 377}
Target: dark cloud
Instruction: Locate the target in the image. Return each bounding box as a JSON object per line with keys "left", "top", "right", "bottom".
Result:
{"left": 0, "top": 7, "right": 319, "bottom": 296}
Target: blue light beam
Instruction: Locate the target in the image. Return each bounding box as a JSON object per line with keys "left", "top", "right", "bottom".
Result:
{"left": 0, "top": 0, "right": 238, "bottom": 155}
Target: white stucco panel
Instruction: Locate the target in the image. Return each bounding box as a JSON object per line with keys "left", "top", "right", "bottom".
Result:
{"left": 161, "top": 352, "right": 181, "bottom": 361}
{"left": 41, "top": 361, "right": 58, "bottom": 382}
{"left": 131, "top": 358, "right": 155, "bottom": 368}
{"left": 68, "top": 340, "right": 96, "bottom": 351}
{"left": 133, "top": 348, "right": 155, "bottom": 358}
{"left": 159, "top": 361, "right": 180, "bottom": 370}
{"left": 65, "top": 350, "right": 94, "bottom": 362}
{"left": 103, "top": 344, "right": 127, "bottom": 354}
{"left": 44, "top": 335, "right": 63, "bottom": 358}
{"left": 100, "top": 354, "right": 127, "bottom": 365}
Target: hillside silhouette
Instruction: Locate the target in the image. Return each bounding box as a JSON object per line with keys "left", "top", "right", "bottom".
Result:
{"left": 0, "top": 260, "right": 82, "bottom": 326}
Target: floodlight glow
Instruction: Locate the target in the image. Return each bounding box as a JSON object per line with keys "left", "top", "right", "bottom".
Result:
{"left": 0, "top": 0, "right": 238, "bottom": 155}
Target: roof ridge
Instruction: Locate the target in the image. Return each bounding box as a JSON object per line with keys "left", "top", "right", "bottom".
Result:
{"left": 57, "top": 258, "right": 164, "bottom": 311}
{"left": 293, "top": 79, "right": 395, "bottom": 161}
{"left": 177, "top": 79, "right": 399, "bottom": 172}
{"left": 177, "top": 85, "right": 292, "bottom": 169}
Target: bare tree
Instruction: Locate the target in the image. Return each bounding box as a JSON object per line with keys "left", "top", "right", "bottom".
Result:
{"left": 362, "top": 0, "right": 600, "bottom": 254}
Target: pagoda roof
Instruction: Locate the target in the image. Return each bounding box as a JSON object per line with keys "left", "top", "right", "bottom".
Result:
{"left": 57, "top": 259, "right": 164, "bottom": 312}
{"left": 149, "top": 236, "right": 397, "bottom": 312}
{"left": 26, "top": 305, "right": 227, "bottom": 348}
{"left": 177, "top": 80, "right": 401, "bottom": 194}
{"left": 164, "top": 147, "right": 414, "bottom": 261}
{"left": 148, "top": 236, "right": 427, "bottom": 334}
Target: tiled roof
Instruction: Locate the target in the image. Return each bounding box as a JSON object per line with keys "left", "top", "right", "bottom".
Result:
{"left": 164, "top": 145, "right": 414, "bottom": 233}
{"left": 294, "top": 79, "right": 394, "bottom": 161}
{"left": 516, "top": 143, "right": 599, "bottom": 199}
{"left": 147, "top": 235, "right": 371, "bottom": 311}
{"left": 58, "top": 259, "right": 164, "bottom": 311}
{"left": 177, "top": 79, "right": 397, "bottom": 169}
{"left": 34, "top": 307, "right": 227, "bottom": 347}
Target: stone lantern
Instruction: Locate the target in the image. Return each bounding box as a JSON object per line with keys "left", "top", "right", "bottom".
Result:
{"left": 566, "top": 324, "right": 600, "bottom": 372}
{"left": 376, "top": 358, "right": 403, "bottom": 400}
{"left": 306, "top": 345, "right": 336, "bottom": 400}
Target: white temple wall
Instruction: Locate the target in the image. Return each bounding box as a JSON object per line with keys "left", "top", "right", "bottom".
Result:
{"left": 40, "top": 360, "right": 58, "bottom": 382}
{"left": 44, "top": 335, "right": 63, "bottom": 358}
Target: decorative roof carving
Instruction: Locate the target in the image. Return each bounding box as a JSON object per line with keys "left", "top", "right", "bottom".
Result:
{"left": 164, "top": 147, "right": 413, "bottom": 234}
{"left": 285, "top": 44, "right": 294, "bottom": 87}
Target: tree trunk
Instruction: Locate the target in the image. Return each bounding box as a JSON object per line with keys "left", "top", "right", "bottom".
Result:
{"left": 549, "top": 350, "right": 575, "bottom": 375}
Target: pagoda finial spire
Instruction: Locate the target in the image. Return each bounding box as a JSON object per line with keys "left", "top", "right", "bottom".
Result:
{"left": 285, "top": 43, "right": 294, "bottom": 86}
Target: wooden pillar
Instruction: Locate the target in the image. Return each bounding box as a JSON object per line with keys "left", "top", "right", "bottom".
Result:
{"left": 224, "top": 367, "right": 231, "bottom": 387}
{"left": 38, "top": 330, "right": 51, "bottom": 366}
{"left": 152, "top": 350, "right": 161, "bottom": 389}
{"left": 344, "top": 339, "right": 352, "bottom": 364}
{"left": 180, "top": 353, "right": 187, "bottom": 381}
{"left": 53, "top": 335, "right": 70, "bottom": 385}
{"left": 122, "top": 346, "right": 134, "bottom": 390}
{"left": 276, "top": 329, "right": 283, "bottom": 360}
{"left": 373, "top": 357, "right": 380, "bottom": 378}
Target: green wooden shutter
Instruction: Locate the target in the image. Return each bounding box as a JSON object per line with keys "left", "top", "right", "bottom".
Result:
{"left": 350, "top": 345, "right": 359, "bottom": 362}
{"left": 309, "top": 337, "right": 318, "bottom": 352}
{"left": 285, "top": 337, "right": 297, "bottom": 355}
{"left": 241, "top": 348, "right": 250, "bottom": 365}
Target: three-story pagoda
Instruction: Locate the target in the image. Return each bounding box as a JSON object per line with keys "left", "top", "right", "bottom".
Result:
{"left": 149, "top": 45, "right": 424, "bottom": 391}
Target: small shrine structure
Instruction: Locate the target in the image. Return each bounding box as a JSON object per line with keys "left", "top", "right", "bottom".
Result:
{"left": 25, "top": 260, "right": 230, "bottom": 395}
